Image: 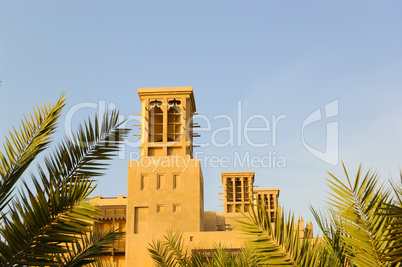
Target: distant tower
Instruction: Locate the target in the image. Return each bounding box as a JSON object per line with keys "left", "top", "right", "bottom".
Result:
{"left": 298, "top": 216, "right": 304, "bottom": 238}
{"left": 254, "top": 188, "right": 280, "bottom": 223}
{"left": 126, "top": 87, "right": 204, "bottom": 266}
{"left": 221, "top": 172, "right": 280, "bottom": 227}
{"left": 305, "top": 220, "right": 313, "bottom": 238}
{"left": 221, "top": 172, "right": 254, "bottom": 214}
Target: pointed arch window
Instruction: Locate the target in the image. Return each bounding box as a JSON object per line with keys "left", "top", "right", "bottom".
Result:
{"left": 168, "top": 99, "right": 182, "bottom": 142}
{"left": 149, "top": 100, "right": 163, "bottom": 142}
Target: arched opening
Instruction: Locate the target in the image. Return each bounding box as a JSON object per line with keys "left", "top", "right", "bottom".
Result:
{"left": 167, "top": 99, "right": 181, "bottom": 142}
{"left": 149, "top": 102, "right": 163, "bottom": 142}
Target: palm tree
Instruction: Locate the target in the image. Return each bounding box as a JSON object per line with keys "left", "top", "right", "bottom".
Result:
{"left": 235, "top": 201, "right": 326, "bottom": 266}
{"left": 382, "top": 178, "right": 402, "bottom": 264}
{"left": 148, "top": 230, "right": 258, "bottom": 267}
{"left": 311, "top": 163, "right": 402, "bottom": 267}
{"left": 0, "top": 94, "right": 129, "bottom": 266}
{"left": 148, "top": 206, "right": 323, "bottom": 267}
{"left": 240, "top": 163, "right": 402, "bottom": 266}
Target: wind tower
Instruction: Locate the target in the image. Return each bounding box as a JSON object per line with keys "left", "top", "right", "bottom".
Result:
{"left": 125, "top": 87, "right": 204, "bottom": 266}
{"left": 136, "top": 87, "right": 198, "bottom": 157}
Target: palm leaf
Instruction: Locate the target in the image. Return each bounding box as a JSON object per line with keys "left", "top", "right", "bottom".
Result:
{"left": 0, "top": 106, "right": 129, "bottom": 266}
{"left": 0, "top": 177, "right": 99, "bottom": 266}
{"left": 210, "top": 243, "right": 259, "bottom": 267}
{"left": 310, "top": 207, "right": 351, "bottom": 266}
{"left": 235, "top": 200, "right": 324, "bottom": 266}
{"left": 42, "top": 111, "right": 129, "bottom": 186}
{"left": 148, "top": 230, "right": 191, "bottom": 267}
{"left": 57, "top": 227, "right": 124, "bottom": 267}
{"left": 148, "top": 231, "right": 256, "bottom": 267}
{"left": 380, "top": 176, "right": 402, "bottom": 264}
{"left": 0, "top": 93, "right": 65, "bottom": 212}
{"left": 324, "top": 163, "right": 392, "bottom": 266}
{"left": 212, "top": 243, "right": 234, "bottom": 267}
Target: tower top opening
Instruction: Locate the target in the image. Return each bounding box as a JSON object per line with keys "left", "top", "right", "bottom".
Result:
{"left": 137, "top": 86, "right": 197, "bottom": 158}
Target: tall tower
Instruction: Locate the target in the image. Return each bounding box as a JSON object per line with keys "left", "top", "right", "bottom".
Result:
{"left": 138, "top": 86, "right": 197, "bottom": 157}
{"left": 125, "top": 87, "right": 204, "bottom": 266}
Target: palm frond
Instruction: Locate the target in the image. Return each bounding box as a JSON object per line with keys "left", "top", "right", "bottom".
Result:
{"left": 57, "top": 227, "right": 124, "bottom": 267}
{"left": 210, "top": 243, "right": 259, "bottom": 267}
{"left": 310, "top": 207, "right": 351, "bottom": 266}
{"left": 42, "top": 110, "right": 129, "bottom": 186}
{"left": 0, "top": 93, "right": 65, "bottom": 212}
{"left": 148, "top": 232, "right": 257, "bottom": 267}
{"left": 163, "top": 230, "right": 190, "bottom": 266}
{"left": 148, "top": 238, "right": 177, "bottom": 267}
{"left": 380, "top": 202, "right": 402, "bottom": 264}
{"left": 0, "top": 177, "right": 99, "bottom": 266}
{"left": 380, "top": 176, "right": 402, "bottom": 264}
{"left": 86, "top": 259, "right": 117, "bottom": 267}
{"left": 0, "top": 106, "right": 129, "bottom": 266}
{"left": 325, "top": 163, "right": 392, "bottom": 266}
{"left": 234, "top": 246, "right": 260, "bottom": 266}
{"left": 189, "top": 249, "right": 207, "bottom": 267}
{"left": 148, "top": 230, "right": 191, "bottom": 267}
{"left": 235, "top": 200, "right": 324, "bottom": 266}
{"left": 209, "top": 243, "right": 233, "bottom": 267}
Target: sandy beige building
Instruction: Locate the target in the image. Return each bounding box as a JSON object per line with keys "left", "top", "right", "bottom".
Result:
{"left": 92, "top": 87, "right": 308, "bottom": 266}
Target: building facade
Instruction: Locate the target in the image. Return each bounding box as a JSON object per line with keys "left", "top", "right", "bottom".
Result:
{"left": 92, "top": 87, "right": 307, "bottom": 266}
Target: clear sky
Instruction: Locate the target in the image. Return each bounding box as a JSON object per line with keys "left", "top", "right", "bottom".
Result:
{"left": 1, "top": 0, "right": 402, "bottom": 229}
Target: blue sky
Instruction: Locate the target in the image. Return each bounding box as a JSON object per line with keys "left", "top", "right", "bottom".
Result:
{"left": 1, "top": 1, "right": 402, "bottom": 228}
